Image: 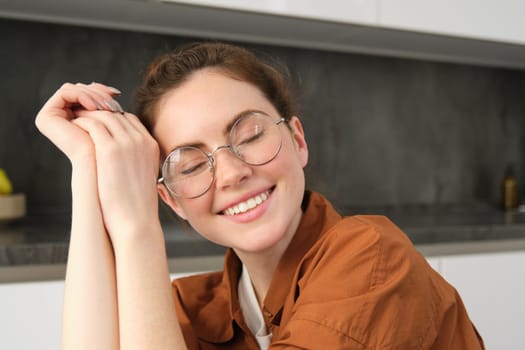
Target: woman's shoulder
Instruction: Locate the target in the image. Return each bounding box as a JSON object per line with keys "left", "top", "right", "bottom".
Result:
{"left": 321, "top": 214, "right": 415, "bottom": 254}
{"left": 297, "top": 214, "right": 424, "bottom": 299}
{"left": 304, "top": 192, "right": 413, "bottom": 251}
{"left": 292, "top": 214, "right": 483, "bottom": 349}
{"left": 297, "top": 213, "right": 430, "bottom": 301}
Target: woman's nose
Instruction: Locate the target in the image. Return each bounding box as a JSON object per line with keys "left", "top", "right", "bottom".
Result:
{"left": 213, "top": 148, "right": 253, "bottom": 190}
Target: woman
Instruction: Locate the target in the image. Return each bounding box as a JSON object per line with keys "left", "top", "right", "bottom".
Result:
{"left": 35, "top": 42, "right": 484, "bottom": 349}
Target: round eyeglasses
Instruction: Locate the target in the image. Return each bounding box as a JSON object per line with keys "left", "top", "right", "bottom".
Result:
{"left": 158, "top": 112, "right": 286, "bottom": 198}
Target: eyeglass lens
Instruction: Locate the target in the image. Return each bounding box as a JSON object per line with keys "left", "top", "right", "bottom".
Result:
{"left": 162, "top": 112, "right": 283, "bottom": 198}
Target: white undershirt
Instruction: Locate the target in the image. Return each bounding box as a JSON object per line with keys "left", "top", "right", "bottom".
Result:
{"left": 238, "top": 264, "right": 272, "bottom": 349}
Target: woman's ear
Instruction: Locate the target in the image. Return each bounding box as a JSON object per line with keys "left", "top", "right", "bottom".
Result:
{"left": 157, "top": 184, "right": 188, "bottom": 220}
{"left": 288, "top": 116, "right": 309, "bottom": 168}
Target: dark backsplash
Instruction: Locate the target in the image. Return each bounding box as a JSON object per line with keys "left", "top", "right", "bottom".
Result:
{"left": 1, "top": 18, "right": 524, "bottom": 216}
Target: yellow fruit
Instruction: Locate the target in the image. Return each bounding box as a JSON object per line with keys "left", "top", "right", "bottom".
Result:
{"left": 0, "top": 168, "right": 14, "bottom": 195}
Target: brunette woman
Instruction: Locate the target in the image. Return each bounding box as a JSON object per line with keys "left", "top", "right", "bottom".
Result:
{"left": 35, "top": 42, "right": 484, "bottom": 349}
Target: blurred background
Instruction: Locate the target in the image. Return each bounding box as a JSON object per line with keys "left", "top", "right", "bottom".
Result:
{"left": 0, "top": 1, "right": 524, "bottom": 217}
{"left": 1, "top": 2, "right": 525, "bottom": 349}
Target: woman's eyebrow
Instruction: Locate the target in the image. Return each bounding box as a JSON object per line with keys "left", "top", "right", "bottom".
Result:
{"left": 170, "top": 141, "right": 206, "bottom": 150}
{"left": 165, "top": 109, "right": 270, "bottom": 155}
{"left": 163, "top": 141, "right": 206, "bottom": 159}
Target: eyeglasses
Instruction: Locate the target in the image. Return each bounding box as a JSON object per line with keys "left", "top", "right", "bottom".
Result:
{"left": 158, "top": 112, "right": 286, "bottom": 198}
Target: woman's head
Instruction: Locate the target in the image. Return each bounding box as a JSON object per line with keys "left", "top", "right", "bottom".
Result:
{"left": 134, "top": 42, "right": 308, "bottom": 255}
{"left": 134, "top": 42, "right": 299, "bottom": 133}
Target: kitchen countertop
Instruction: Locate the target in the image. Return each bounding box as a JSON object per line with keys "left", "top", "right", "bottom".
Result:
{"left": 0, "top": 215, "right": 227, "bottom": 267}
{"left": 1, "top": 203, "right": 525, "bottom": 282}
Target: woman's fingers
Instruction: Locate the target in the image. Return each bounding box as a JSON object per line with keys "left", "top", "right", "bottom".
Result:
{"left": 74, "top": 83, "right": 124, "bottom": 113}
{"left": 36, "top": 110, "right": 95, "bottom": 160}
{"left": 72, "top": 110, "right": 160, "bottom": 170}
{"left": 71, "top": 115, "right": 114, "bottom": 147}
{"left": 34, "top": 82, "right": 126, "bottom": 163}
{"left": 74, "top": 110, "right": 140, "bottom": 141}
{"left": 36, "top": 82, "right": 124, "bottom": 131}
{"left": 123, "top": 112, "right": 151, "bottom": 136}
{"left": 50, "top": 82, "right": 122, "bottom": 113}
{"left": 89, "top": 82, "right": 122, "bottom": 97}
{"left": 71, "top": 111, "right": 157, "bottom": 163}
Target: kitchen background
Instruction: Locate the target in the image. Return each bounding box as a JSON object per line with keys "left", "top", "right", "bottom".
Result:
{"left": 0, "top": 17, "right": 524, "bottom": 219}
{"left": 1, "top": 3, "right": 525, "bottom": 349}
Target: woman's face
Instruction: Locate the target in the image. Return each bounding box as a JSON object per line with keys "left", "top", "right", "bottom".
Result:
{"left": 154, "top": 69, "right": 308, "bottom": 255}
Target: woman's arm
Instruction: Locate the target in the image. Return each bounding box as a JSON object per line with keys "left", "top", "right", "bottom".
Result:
{"left": 71, "top": 109, "right": 187, "bottom": 349}
{"left": 112, "top": 219, "right": 187, "bottom": 349}
{"left": 61, "top": 156, "right": 119, "bottom": 349}
{"left": 35, "top": 83, "right": 121, "bottom": 349}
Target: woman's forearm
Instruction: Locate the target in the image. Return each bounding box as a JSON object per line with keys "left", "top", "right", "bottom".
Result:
{"left": 62, "top": 159, "right": 119, "bottom": 350}
{"left": 112, "top": 222, "right": 187, "bottom": 350}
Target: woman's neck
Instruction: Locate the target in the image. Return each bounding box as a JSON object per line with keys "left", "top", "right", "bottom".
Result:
{"left": 234, "top": 208, "right": 303, "bottom": 306}
{"left": 236, "top": 246, "right": 284, "bottom": 306}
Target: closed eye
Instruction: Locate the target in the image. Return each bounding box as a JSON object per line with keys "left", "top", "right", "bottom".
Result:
{"left": 238, "top": 129, "right": 264, "bottom": 146}
{"left": 180, "top": 161, "right": 208, "bottom": 176}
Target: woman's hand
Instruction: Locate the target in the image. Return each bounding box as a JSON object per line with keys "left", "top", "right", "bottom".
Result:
{"left": 71, "top": 109, "right": 161, "bottom": 241}
{"left": 35, "top": 82, "right": 123, "bottom": 165}
{"left": 35, "top": 81, "right": 160, "bottom": 241}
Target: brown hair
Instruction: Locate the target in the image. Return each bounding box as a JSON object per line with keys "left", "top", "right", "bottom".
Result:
{"left": 134, "top": 42, "right": 299, "bottom": 132}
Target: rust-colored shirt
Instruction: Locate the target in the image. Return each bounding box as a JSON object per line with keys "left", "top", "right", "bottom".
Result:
{"left": 172, "top": 191, "right": 484, "bottom": 349}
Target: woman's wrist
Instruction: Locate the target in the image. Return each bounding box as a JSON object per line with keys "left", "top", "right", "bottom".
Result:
{"left": 71, "top": 151, "right": 96, "bottom": 170}
{"left": 109, "top": 218, "right": 165, "bottom": 252}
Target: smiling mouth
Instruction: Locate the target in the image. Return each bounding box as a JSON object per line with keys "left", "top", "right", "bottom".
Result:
{"left": 222, "top": 189, "right": 272, "bottom": 216}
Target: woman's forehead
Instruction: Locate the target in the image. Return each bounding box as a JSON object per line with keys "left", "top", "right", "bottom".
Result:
{"left": 160, "top": 71, "right": 270, "bottom": 118}
{"left": 153, "top": 72, "right": 278, "bottom": 154}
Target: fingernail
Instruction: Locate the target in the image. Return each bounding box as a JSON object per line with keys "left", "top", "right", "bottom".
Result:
{"left": 104, "top": 100, "right": 120, "bottom": 113}
{"left": 108, "top": 86, "right": 122, "bottom": 95}
{"left": 113, "top": 100, "right": 125, "bottom": 113}
{"left": 94, "top": 100, "right": 104, "bottom": 111}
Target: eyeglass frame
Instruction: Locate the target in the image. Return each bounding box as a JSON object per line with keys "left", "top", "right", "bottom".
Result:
{"left": 157, "top": 113, "right": 287, "bottom": 198}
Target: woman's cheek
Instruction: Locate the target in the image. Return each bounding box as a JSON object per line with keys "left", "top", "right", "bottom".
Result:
{"left": 182, "top": 195, "right": 215, "bottom": 226}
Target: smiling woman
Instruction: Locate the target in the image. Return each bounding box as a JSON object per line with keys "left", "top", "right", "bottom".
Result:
{"left": 34, "top": 42, "right": 485, "bottom": 349}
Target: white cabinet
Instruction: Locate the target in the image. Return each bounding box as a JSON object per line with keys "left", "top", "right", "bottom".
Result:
{"left": 0, "top": 280, "right": 64, "bottom": 350}
{"left": 0, "top": 272, "right": 205, "bottom": 350}
{"left": 379, "top": 0, "right": 525, "bottom": 45}
{"left": 165, "top": 0, "right": 525, "bottom": 45}
{"left": 428, "top": 250, "right": 525, "bottom": 350}
{"left": 163, "top": 0, "right": 378, "bottom": 25}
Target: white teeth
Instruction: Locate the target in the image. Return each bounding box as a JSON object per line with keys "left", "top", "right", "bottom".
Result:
{"left": 239, "top": 202, "right": 248, "bottom": 212}
{"left": 223, "top": 191, "right": 270, "bottom": 216}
